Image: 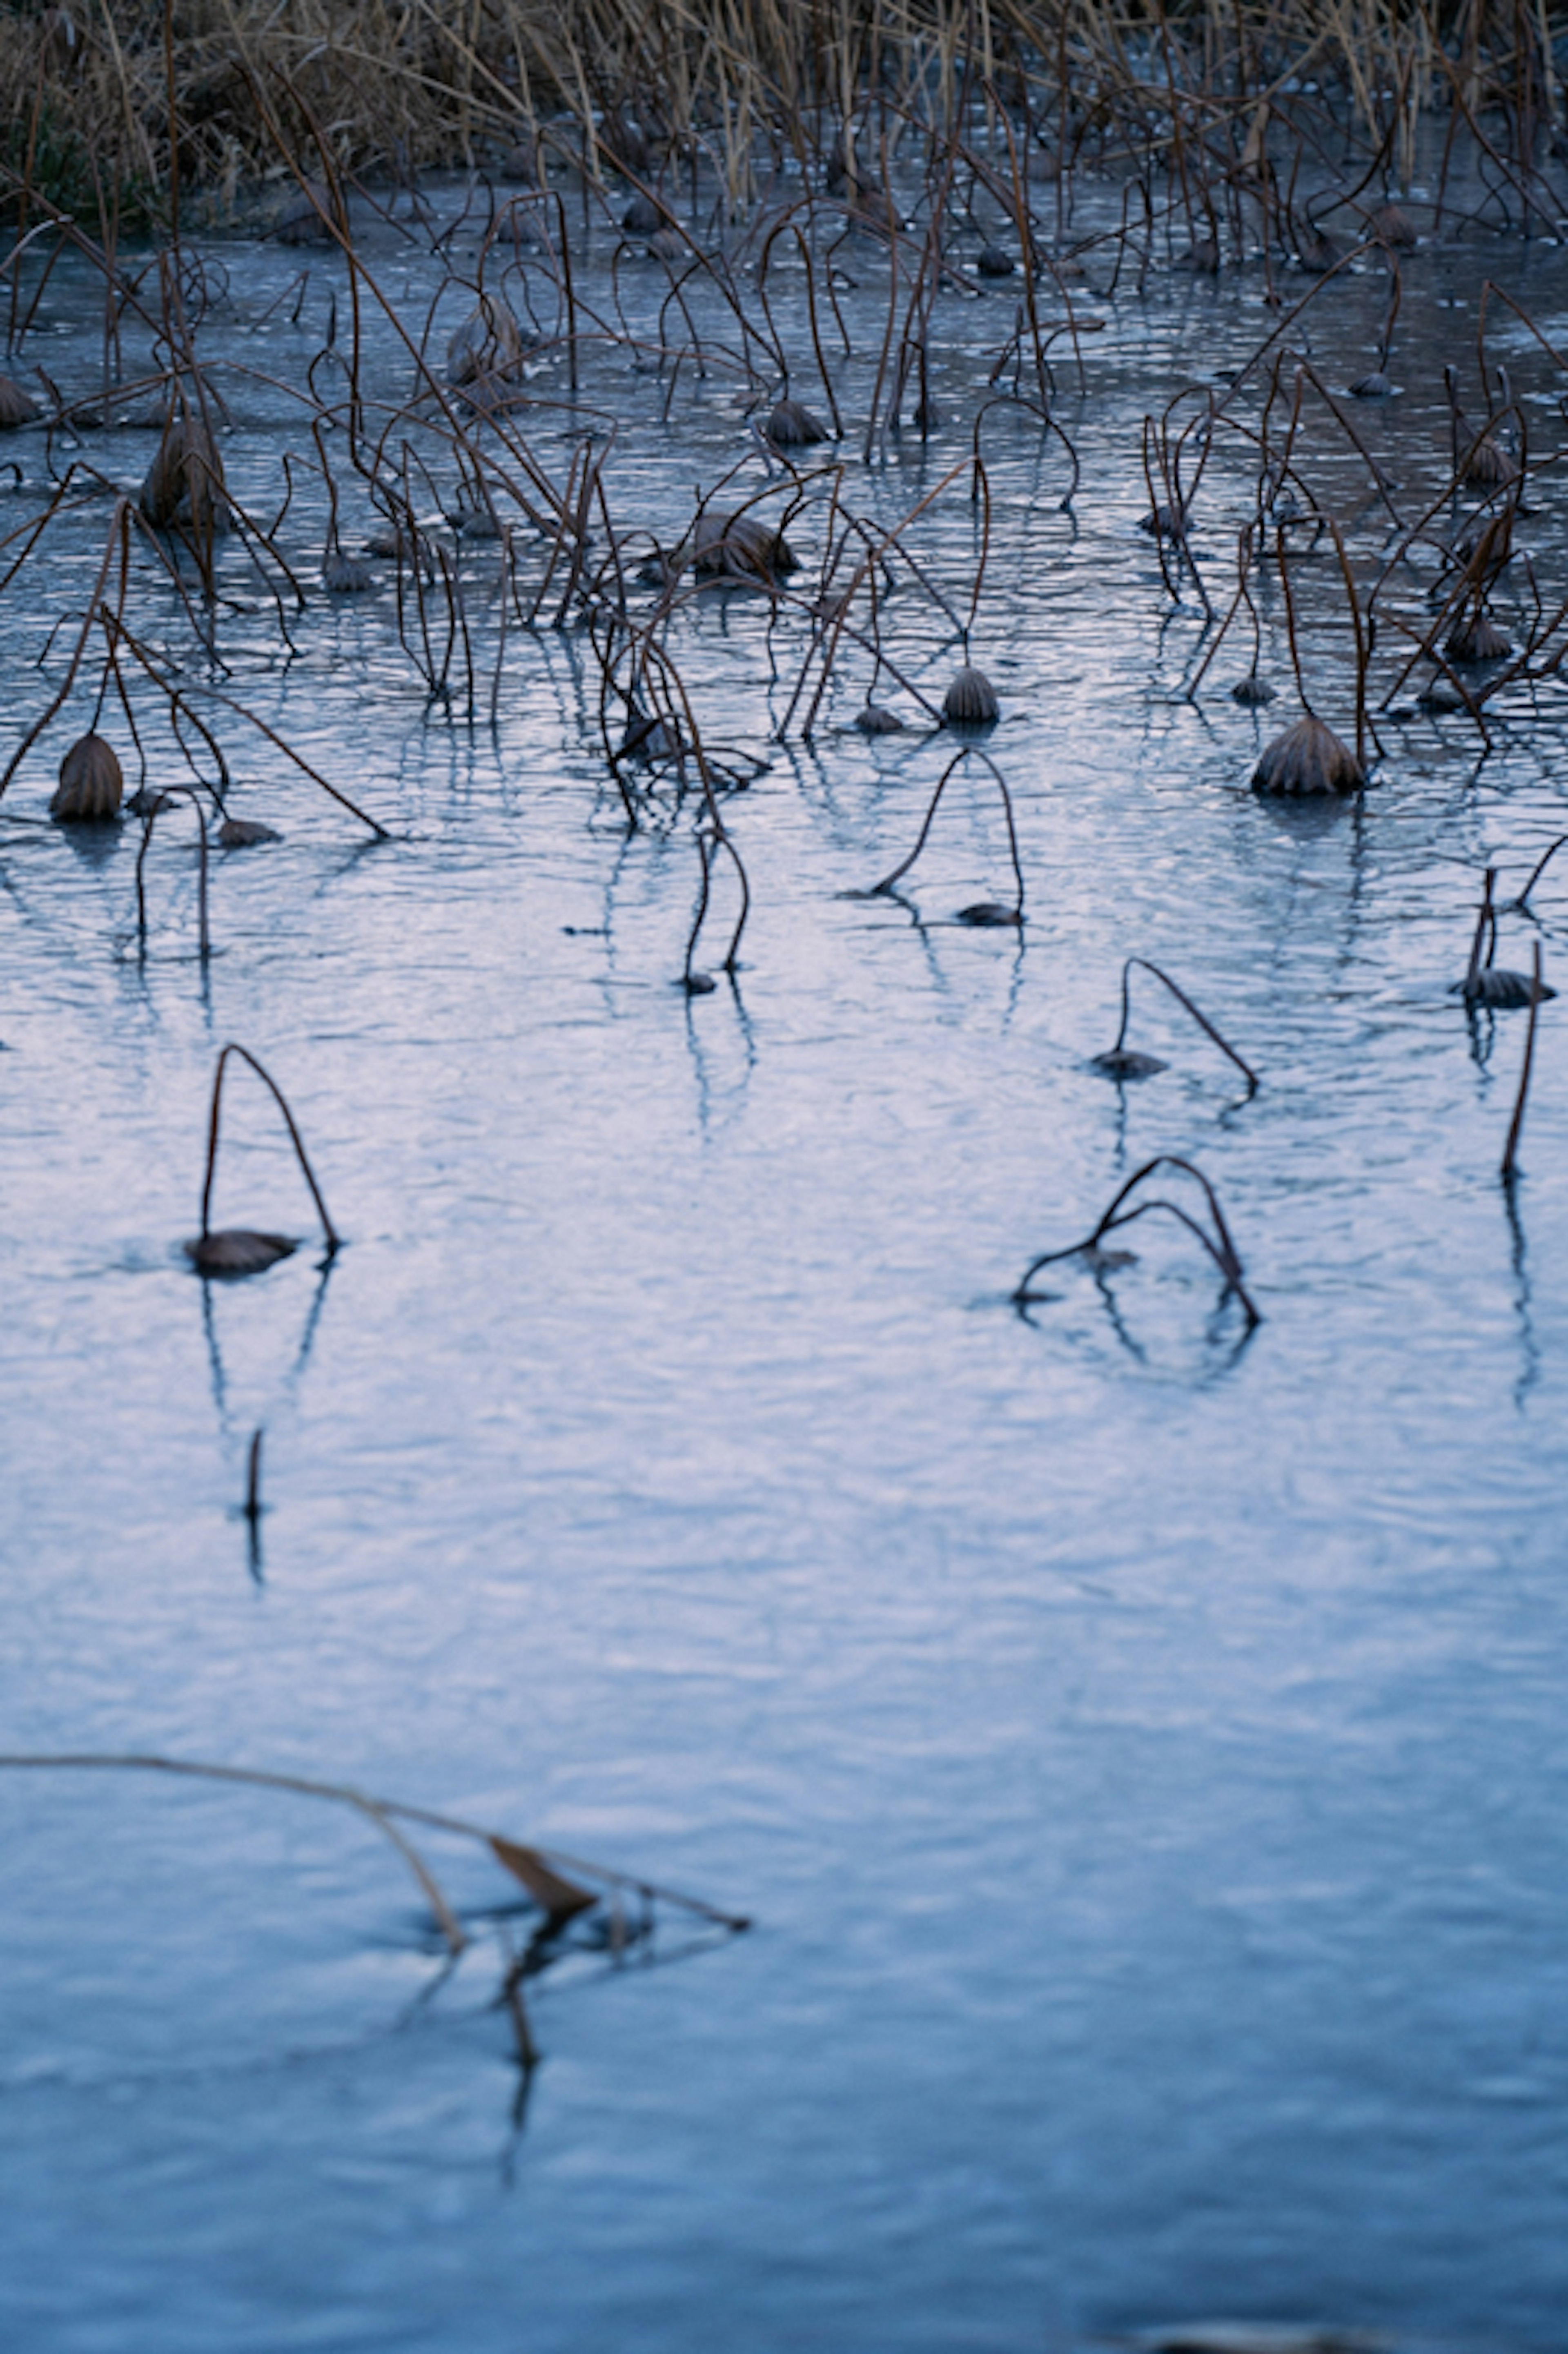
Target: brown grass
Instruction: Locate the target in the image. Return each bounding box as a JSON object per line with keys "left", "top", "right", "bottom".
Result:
{"left": 0, "top": 1, "right": 1556, "bottom": 227}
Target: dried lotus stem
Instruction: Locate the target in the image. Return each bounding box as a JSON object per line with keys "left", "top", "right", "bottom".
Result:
{"left": 200, "top": 1045, "right": 340, "bottom": 1255}
{"left": 135, "top": 785, "right": 211, "bottom": 958}
{"left": 1501, "top": 944, "right": 1546, "bottom": 1181}
{"left": 1107, "top": 960, "right": 1259, "bottom": 1091}
{"left": 860, "top": 747, "right": 1023, "bottom": 920}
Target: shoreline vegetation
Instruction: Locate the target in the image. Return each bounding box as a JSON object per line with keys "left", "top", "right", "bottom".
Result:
{"left": 1, "top": 1, "right": 1562, "bottom": 233}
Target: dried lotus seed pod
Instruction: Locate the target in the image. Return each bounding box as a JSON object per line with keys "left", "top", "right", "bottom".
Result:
{"left": 184, "top": 1230, "right": 298, "bottom": 1277}
{"left": 621, "top": 194, "right": 664, "bottom": 238}
{"left": 0, "top": 372, "right": 36, "bottom": 428}
{"left": 764, "top": 397, "right": 829, "bottom": 448}
{"left": 942, "top": 667, "right": 1000, "bottom": 727}
{"left": 447, "top": 299, "right": 526, "bottom": 387}
{"left": 322, "top": 548, "right": 375, "bottom": 593}
{"left": 1446, "top": 615, "right": 1510, "bottom": 664}
{"left": 51, "top": 731, "right": 124, "bottom": 823}
{"left": 1252, "top": 714, "right": 1364, "bottom": 796}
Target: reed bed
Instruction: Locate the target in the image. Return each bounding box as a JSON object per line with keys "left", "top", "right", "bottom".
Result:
{"left": 1, "top": 0, "right": 1559, "bottom": 228}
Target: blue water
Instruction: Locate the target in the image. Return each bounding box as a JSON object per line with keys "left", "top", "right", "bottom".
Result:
{"left": 2, "top": 167, "right": 1567, "bottom": 2352}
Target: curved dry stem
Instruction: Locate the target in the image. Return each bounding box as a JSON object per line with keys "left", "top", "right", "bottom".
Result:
{"left": 1112, "top": 959, "right": 1259, "bottom": 1091}
{"left": 200, "top": 1044, "right": 340, "bottom": 1252}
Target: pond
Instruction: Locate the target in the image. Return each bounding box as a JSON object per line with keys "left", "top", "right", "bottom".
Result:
{"left": 2, "top": 154, "right": 1567, "bottom": 2352}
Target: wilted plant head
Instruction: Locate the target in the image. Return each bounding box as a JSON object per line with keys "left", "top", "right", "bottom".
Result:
{"left": 322, "top": 549, "right": 376, "bottom": 595}
{"left": 140, "top": 408, "right": 225, "bottom": 533}
{"left": 764, "top": 397, "right": 829, "bottom": 449}
{"left": 1446, "top": 614, "right": 1510, "bottom": 664}
{"left": 1177, "top": 236, "right": 1220, "bottom": 273}
{"left": 1350, "top": 369, "right": 1394, "bottom": 399}
{"left": 219, "top": 816, "right": 282, "bottom": 849}
{"left": 1371, "top": 201, "right": 1418, "bottom": 246}
{"left": 1140, "top": 502, "right": 1186, "bottom": 544}
{"left": 186, "top": 1229, "right": 298, "bottom": 1277}
{"left": 1463, "top": 966, "right": 1553, "bottom": 1009}
{"left": 0, "top": 374, "right": 37, "bottom": 429}
{"left": 621, "top": 193, "right": 666, "bottom": 239}
{"left": 855, "top": 703, "right": 906, "bottom": 735}
{"left": 497, "top": 143, "right": 537, "bottom": 186}
{"left": 51, "top": 733, "right": 123, "bottom": 824}
{"left": 1232, "top": 675, "right": 1276, "bottom": 706}
{"left": 1252, "top": 715, "right": 1364, "bottom": 796}
{"left": 648, "top": 227, "right": 687, "bottom": 263}
{"left": 448, "top": 299, "right": 526, "bottom": 388}
{"left": 847, "top": 184, "right": 901, "bottom": 236}
{"left": 976, "top": 244, "right": 1015, "bottom": 278}
{"left": 274, "top": 181, "right": 335, "bottom": 245}
{"left": 942, "top": 667, "right": 999, "bottom": 727}
{"left": 1295, "top": 226, "right": 1339, "bottom": 273}
{"left": 691, "top": 510, "right": 798, "bottom": 585}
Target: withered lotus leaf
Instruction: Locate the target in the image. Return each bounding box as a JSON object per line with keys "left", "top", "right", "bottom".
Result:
{"left": 1252, "top": 715, "right": 1364, "bottom": 796}
{"left": 489, "top": 1835, "right": 597, "bottom": 1920}
{"left": 184, "top": 1230, "right": 298, "bottom": 1277}
{"left": 51, "top": 732, "right": 123, "bottom": 823}
{"left": 218, "top": 816, "right": 282, "bottom": 848}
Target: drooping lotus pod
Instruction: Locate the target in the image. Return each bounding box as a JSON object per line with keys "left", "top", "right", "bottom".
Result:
{"left": 185, "top": 1229, "right": 297, "bottom": 1277}
{"left": 621, "top": 193, "right": 665, "bottom": 239}
{"left": 942, "top": 667, "right": 1000, "bottom": 727}
{"left": 1461, "top": 966, "right": 1554, "bottom": 1009}
{"left": 1252, "top": 714, "right": 1364, "bottom": 796}
{"left": 977, "top": 244, "right": 1016, "bottom": 278}
{"left": 1446, "top": 615, "right": 1510, "bottom": 664}
{"left": 274, "top": 179, "right": 334, "bottom": 245}
{"left": 447, "top": 297, "right": 526, "bottom": 388}
{"left": 51, "top": 731, "right": 123, "bottom": 823}
{"left": 140, "top": 407, "right": 225, "bottom": 533}
{"left": 764, "top": 397, "right": 829, "bottom": 448}
{"left": 0, "top": 372, "right": 36, "bottom": 428}
{"left": 322, "top": 548, "right": 375, "bottom": 594}
{"left": 1459, "top": 429, "right": 1517, "bottom": 489}
{"left": 691, "top": 511, "right": 798, "bottom": 584}
{"left": 218, "top": 816, "right": 282, "bottom": 849}
{"left": 1371, "top": 200, "right": 1418, "bottom": 247}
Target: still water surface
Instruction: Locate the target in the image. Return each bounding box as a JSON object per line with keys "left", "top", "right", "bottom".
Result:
{"left": 2, "top": 174, "right": 1567, "bottom": 2351}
